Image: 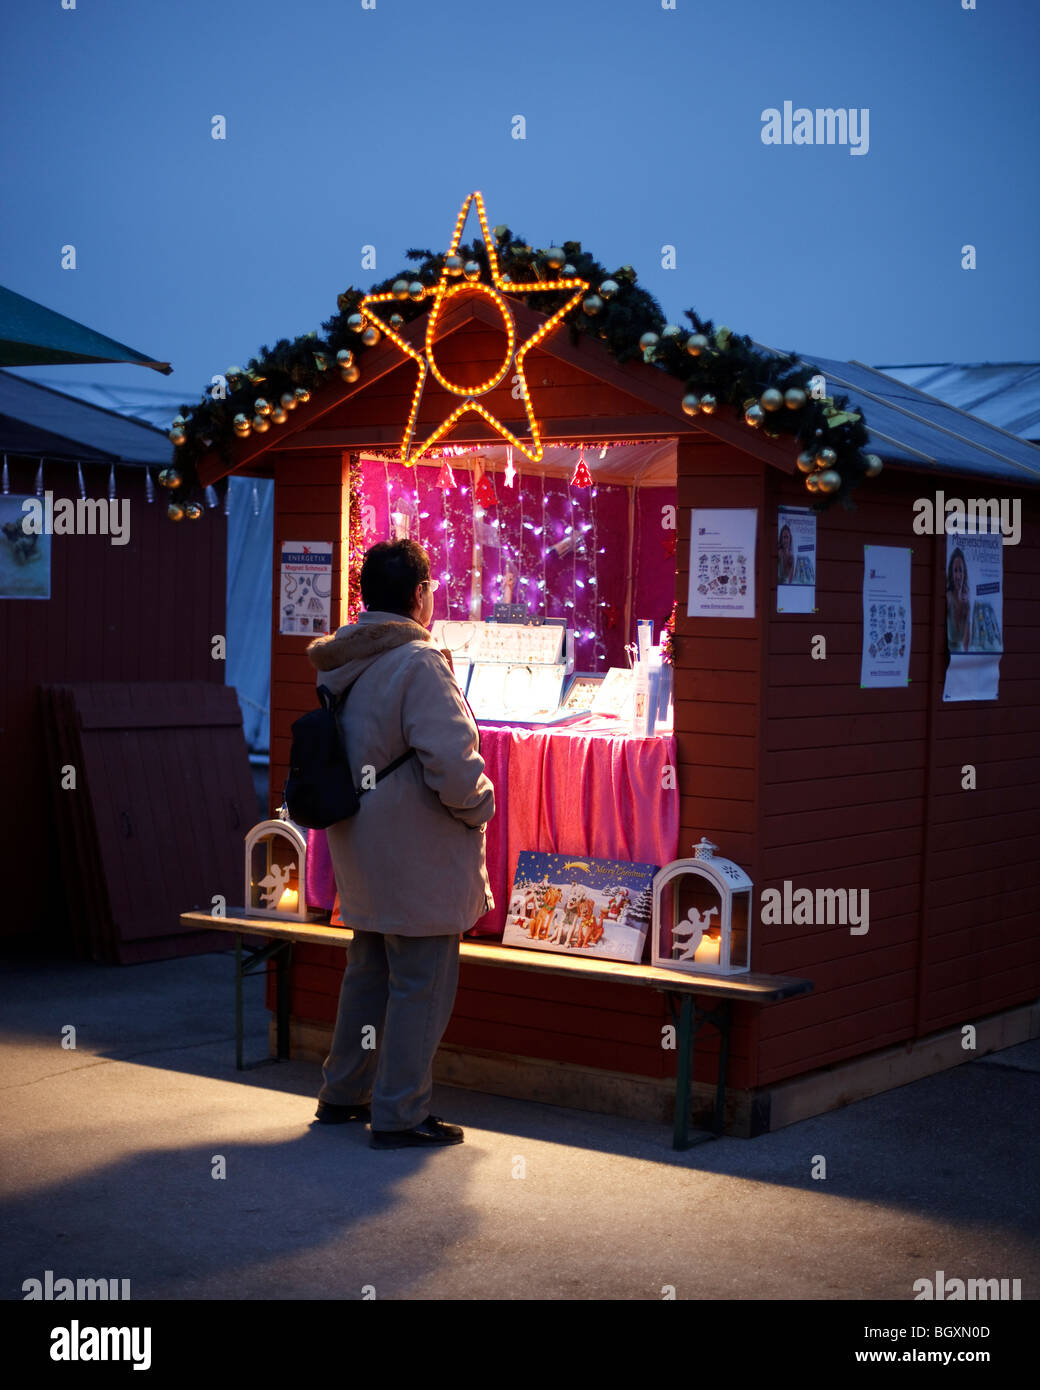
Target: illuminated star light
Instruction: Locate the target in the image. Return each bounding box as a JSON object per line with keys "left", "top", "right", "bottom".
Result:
{"left": 358, "top": 191, "right": 589, "bottom": 466}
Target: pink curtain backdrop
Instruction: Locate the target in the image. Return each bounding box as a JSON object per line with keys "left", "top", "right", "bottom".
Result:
{"left": 306, "top": 723, "right": 679, "bottom": 939}
{"left": 361, "top": 456, "right": 675, "bottom": 669}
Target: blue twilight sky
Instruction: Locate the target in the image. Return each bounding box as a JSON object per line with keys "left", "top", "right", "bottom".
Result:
{"left": 2, "top": 0, "right": 1037, "bottom": 410}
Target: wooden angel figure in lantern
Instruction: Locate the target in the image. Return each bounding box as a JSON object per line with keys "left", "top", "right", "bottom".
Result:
{"left": 671, "top": 905, "right": 719, "bottom": 961}
{"left": 258, "top": 861, "right": 294, "bottom": 912}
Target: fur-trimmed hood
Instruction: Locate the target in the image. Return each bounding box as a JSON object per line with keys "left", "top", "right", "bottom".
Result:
{"left": 305, "top": 610, "right": 432, "bottom": 696}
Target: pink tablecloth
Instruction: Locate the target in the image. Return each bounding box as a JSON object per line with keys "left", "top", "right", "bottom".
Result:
{"left": 306, "top": 719, "right": 679, "bottom": 938}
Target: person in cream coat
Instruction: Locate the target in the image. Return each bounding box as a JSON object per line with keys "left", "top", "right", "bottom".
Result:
{"left": 306, "top": 539, "right": 494, "bottom": 1148}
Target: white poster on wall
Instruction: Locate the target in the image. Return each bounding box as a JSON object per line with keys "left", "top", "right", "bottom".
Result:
{"left": 0, "top": 494, "right": 51, "bottom": 599}
{"left": 776, "top": 505, "right": 817, "bottom": 614}
{"left": 279, "top": 541, "right": 333, "bottom": 636}
{"left": 687, "top": 508, "right": 757, "bottom": 618}
{"left": 861, "top": 545, "right": 912, "bottom": 688}
{"left": 942, "top": 527, "right": 1003, "bottom": 702}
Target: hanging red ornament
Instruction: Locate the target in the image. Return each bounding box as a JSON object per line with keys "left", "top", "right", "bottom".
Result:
{"left": 570, "top": 450, "right": 592, "bottom": 488}
{"left": 436, "top": 462, "right": 457, "bottom": 489}
{"left": 475, "top": 469, "right": 497, "bottom": 509}
{"left": 606, "top": 603, "right": 618, "bottom": 630}
{"left": 662, "top": 533, "right": 677, "bottom": 559}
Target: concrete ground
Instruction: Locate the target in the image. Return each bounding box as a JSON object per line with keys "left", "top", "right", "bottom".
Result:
{"left": 1, "top": 949, "right": 1037, "bottom": 1302}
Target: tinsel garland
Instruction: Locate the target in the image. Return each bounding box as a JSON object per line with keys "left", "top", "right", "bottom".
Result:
{"left": 165, "top": 223, "right": 879, "bottom": 516}
{"left": 661, "top": 601, "right": 677, "bottom": 665}
{"left": 346, "top": 459, "right": 365, "bottom": 623}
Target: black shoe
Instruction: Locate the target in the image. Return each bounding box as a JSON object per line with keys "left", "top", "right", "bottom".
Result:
{"left": 315, "top": 1100, "right": 371, "bottom": 1124}
{"left": 370, "top": 1114, "right": 464, "bottom": 1149}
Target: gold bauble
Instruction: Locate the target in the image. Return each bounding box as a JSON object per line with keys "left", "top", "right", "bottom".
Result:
{"left": 336, "top": 349, "right": 354, "bottom": 369}
{"left": 171, "top": 414, "right": 187, "bottom": 429}
{"left": 784, "top": 387, "right": 807, "bottom": 410}
{"left": 796, "top": 451, "right": 816, "bottom": 473}
{"left": 699, "top": 394, "right": 717, "bottom": 414}
{"left": 361, "top": 326, "right": 380, "bottom": 347}
{"left": 158, "top": 467, "right": 181, "bottom": 489}
{"left": 760, "top": 388, "right": 784, "bottom": 412}
{"left": 271, "top": 405, "right": 287, "bottom": 424}
{"left": 184, "top": 501, "right": 203, "bottom": 520}
{"left": 226, "top": 366, "right": 244, "bottom": 388}
{"left": 745, "top": 404, "right": 765, "bottom": 428}
{"left": 169, "top": 427, "right": 186, "bottom": 445}
{"left": 463, "top": 260, "right": 481, "bottom": 281}
{"left": 281, "top": 392, "right": 297, "bottom": 411}
{"left": 233, "top": 422, "right": 251, "bottom": 439}
{"left": 562, "top": 263, "right": 576, "bottom": 277}
{"left": 391, "top": 279, "right": 410, "bottom": 300}
{"left": 389, "top": 313, "right": 404, "bottom": 330}
{"left": 444, "top": 254, "right": 464, "bottom": 276}
{"left": 167, "top": 501, "right": 185, "bottom": 521}
{"left": 661, "top": 324, "right": 683, "bottom": 341}
{"left": 340, "top": 364, "right": 360, "bottom": 384}
{"left": 864, "top": 453, "right": 884, "bottom": 477}
{"left": 582, "top": 294, "right": 603, "bottom": 315}
{"left": 599, "top": 279, "right": 619, "bottom": 299}
{"left": 544, "top": 247, "right": 565, "bottom": 268}
{"left": 254, "top": 398, "right": 272, "bottom": 416}
{"left": 816, "top": 447, "right": 837, "bottom": 467}
{"left": 294, "top": 387, "right": 311, "bottom": 405}
{"left": 346, "top": 313, "right": 365, "bottom": 333}
{"left": 639, "top": 332, "right": 659, "bottom": 353}
{"left": 252, "top": 415, "right": 270, "bottom": 433}
{"left": 805, "top": 474, "right": 821, "bottom": 493}
{"left": 685, "top": 333, "right": 708, "bottom": 356}
{"left": 817, "top": 469, "right": 842, "bottom": 494}
{"left": 407, "top": 281, "right": 425, "bottom": 301}
{"left": 681, "top": 394, "right": 701, "bottom": 416}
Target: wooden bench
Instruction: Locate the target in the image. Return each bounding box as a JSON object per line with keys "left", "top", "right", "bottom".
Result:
{"left": 180, "top": 910, "right": 813, "bottom": 1150}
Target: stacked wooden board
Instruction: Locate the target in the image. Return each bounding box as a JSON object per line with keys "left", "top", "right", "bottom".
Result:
{"left": 40, "top": 682, "right": 258, "bottom": 963}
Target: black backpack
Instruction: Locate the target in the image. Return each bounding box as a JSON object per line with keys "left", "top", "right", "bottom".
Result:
{"left": 283, "top": 681, "right": 416, "bottom": 830}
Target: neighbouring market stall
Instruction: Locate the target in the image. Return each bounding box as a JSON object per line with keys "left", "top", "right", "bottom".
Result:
{"left": 171, "top": 190, "right": 1040, "bottom": 1134}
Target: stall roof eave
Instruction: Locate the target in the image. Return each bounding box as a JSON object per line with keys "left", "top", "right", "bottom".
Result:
{"left": 0, "top": 368, "right": 174, "bottom": 465}
{"left": 0, "top": 284, "right": 172, "bottom": 375}
{"left": 753, "top": 343, "right": 1040, "bottom": 486}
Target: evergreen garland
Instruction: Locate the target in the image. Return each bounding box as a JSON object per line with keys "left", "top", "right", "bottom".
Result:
{"left": 164, "top": 223, "right": 881, "bottom": 518}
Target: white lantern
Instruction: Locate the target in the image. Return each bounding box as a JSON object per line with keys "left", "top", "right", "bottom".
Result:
{"left": 243, "top": 809, "right": 309, "bottom": 920}
{"left": 652, "top": 837, "right": 752, "bottom": 975}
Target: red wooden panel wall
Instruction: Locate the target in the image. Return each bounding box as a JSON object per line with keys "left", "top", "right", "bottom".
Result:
{"left": 267, "top": 450, "right": 349, "bottom": 814}
{"left": 755, "top": 466, "right": 1040, "bottom": 1086}
{"left": 0, "top": 460, "right": 226, "bottom": 945}
{"left": 672, "top": 438, "right": 769, "bottom": 1089}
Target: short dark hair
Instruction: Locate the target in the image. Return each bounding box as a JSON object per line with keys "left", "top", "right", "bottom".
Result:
{"left": 360, "top": 539, "right": 430, "bottom": 616}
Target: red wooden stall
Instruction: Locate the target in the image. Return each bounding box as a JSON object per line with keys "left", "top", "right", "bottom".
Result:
{"left": 192, "top": 231, "right": 1040, "bottom": 1134}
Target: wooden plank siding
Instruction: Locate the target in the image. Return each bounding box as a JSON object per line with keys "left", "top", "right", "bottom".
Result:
{"left": 756, "top": 464, "right": 1040, "bottom": 1086}
{"left": 0, "top": 460, "right": 226, "bottom": 945}
{"left": 267, "top": 451, "right": 351, "bottom": 815}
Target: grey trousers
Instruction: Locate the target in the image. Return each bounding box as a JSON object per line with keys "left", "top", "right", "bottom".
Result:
{"left": 318, "top": 929, "right": 461, "bottom": 1131}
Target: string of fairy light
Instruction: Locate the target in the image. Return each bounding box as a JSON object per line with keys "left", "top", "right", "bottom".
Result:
{"left": 358, "top": 439, "right": 667, "bottom": 666}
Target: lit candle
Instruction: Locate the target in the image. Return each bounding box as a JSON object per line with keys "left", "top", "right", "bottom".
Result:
{"left": 278, "top": 887, "right": 299, "bottom": 911}
{"left": 693, "top": 931, "right": 721, "bottom": 965}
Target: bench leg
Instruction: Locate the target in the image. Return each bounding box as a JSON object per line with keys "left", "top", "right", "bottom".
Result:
{"left": 672, "top": 994, "right": 694, "bottom": 1150}
{"left": 275, "top": 942, "right": 292, "bottom": 1061}
{"left": 233, "top": 937, "right": 291, "bottom": 1069}
{"left": 234, "top": 934, "right": 244, "bottom": 1072}
{"left": 713, "top": 1001, "right": 732, "bottom": 1135}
